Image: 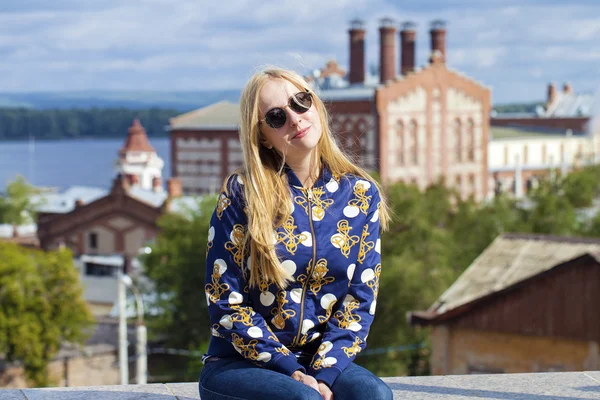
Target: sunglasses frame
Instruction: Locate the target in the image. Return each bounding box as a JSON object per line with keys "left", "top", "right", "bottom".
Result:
{"left": 259, "top": 89, "right": 313, "bottom": 129}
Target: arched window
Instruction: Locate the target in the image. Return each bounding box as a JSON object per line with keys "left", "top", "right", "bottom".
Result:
{"left": 410, "top": 120, "right": 418, "bottom": 165}
{"left": 467, "top": 119, "right": 475, "bottom": 161}
{"left": 454, "top": 118, "right": 462, "bottom": 162}
{"left": 396, "top": 120, "right": 405, "bottom": 166}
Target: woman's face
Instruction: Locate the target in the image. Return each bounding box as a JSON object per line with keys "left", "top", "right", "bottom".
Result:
{"left": 257, "top": 78, "right": 322, "bottom": 164}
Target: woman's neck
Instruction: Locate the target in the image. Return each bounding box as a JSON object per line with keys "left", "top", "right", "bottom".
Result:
{"left": 287, "top": 157, "right": 321, "bottom": 188}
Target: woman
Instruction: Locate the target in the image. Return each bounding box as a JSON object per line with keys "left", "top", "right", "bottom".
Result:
{"left": 200, "top": 67, "right": 393, "bottom": 400}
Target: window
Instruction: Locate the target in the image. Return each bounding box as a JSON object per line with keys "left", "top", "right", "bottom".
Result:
{"left": 454, "top": 118, "right": 462, "bottom": 162}
{"left": 85, "top": 262, "right": 116, "bottom": 277}
{"left": 467, "top": 119, "right": 475, "bottom": 161}
{"left": 469, "top": 174, "right": 476, "bottom": 196}
{"left": 410, "top": 120, "right": 418, "bottom": 165}
{"left": 89, "top": 232, "right": 98, "bottom": 249}
{"left": 397, "top": 120, "right": 405, "bottom": 166}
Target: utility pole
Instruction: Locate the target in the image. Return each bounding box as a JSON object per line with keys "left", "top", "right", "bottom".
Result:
{"left": 118, "top": 263, "right": 128, "bottom": 385}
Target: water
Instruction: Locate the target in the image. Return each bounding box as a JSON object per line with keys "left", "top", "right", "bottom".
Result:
{"left": 0, "top": 138, "right": 171, "bottom": 191}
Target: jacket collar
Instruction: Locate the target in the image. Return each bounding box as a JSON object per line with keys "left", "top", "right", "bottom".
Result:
{"left": 284, "top": 163, "right": 333, "bottom": 189}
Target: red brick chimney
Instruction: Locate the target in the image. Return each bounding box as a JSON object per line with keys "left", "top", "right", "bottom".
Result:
{"left": 379, "top": 17, "right": 397, "bottom": 83}
{"left": 400, "top": 22, "right": 416, "bottom": 75}
{"left": 167, "top": 177, "right": 182, "bottom": 198}
{"left": 563, "top": 82, "right": 573, "bottom": 95}
{"left": 348, "top": 19, "right": 366, "bottom": 85}
{"left": 547, "top": 82, "right": 557, "bottom": 106}
{"left": 152, "top": 176, "right": 163, "bottom": 192}
{"left": 429, "top": 20, "right": 447, "bottom": 64}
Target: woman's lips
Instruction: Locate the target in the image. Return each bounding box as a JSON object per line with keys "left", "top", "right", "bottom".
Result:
{"left": 293, "top": 127, "right": 309, "bottom": 139}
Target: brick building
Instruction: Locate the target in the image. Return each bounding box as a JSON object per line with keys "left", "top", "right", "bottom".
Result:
{"left": 36, "top": 120, "right": 191, "bottom": 316}
{"left": 170, "top": 19, "right": 491, "bottom": 201}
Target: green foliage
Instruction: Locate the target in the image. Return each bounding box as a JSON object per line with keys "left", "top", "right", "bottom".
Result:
{"left": 142, "top": 196, "right": 216, "bottom": 352}
{"left": 0, "top": 108, "right": 180, "bottom": 141}
{"left": 0, "top": 243, "right": 94, "bottom": 386}
{"left": 0, "top": 176, "right": 43, "bottom": 225}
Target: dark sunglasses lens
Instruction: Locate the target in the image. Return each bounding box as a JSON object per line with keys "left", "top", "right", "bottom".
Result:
{"left": 290, "top": 92, "right": 312, "bottom": 113}
{"left": 265, "top": 108, "right": 287, "bottom": 129}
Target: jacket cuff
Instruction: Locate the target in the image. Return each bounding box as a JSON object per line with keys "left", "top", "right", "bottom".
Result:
{"left": 270, "top": 354, "right": 305, "bottom": 376}
{"left": 313, "top": 366, "right": 343, "bottom": 387}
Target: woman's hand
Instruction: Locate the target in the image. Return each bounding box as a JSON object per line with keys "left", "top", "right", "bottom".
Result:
{"left": 292, "top": 370, "right": 320, "bottom": 393}
{"left": 318, "top": 381, "right": 333, "bottom": 400}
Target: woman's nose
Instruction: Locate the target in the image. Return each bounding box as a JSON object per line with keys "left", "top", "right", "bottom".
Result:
{"left": 286, "top": 107, "right": 301, "bottom": 127}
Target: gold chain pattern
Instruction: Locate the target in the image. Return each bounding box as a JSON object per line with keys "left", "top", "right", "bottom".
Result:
{"left": 348, "top": 182, "right": 371, "bottom": 216}
{"left": 224, "top": 224, "right": 246, "bottom": 268}
{"left": 216, "top": 194, "right": 231, "bottom": 220}
{"left": 276, "top": 216, "right": 308, "bottom": 255}
{"left": 275, "top": 346, "right": 291, "bottom": 356}
{"left": 231, "top": 333, "right": 260, "bottom": 360}
{"left": 330, "top": 220, "right": 360, "bottom": 258}
{"left": 357, "top": 224, "right": 375, "bottom": 264}
{"left": 271, "top": 291, "right": 296, "bottom": 330}
{"left": 334, "top": 298, "right": 362, "bottom": 330}
{"left": 367, "top": 263, "right": 382, "bottom": 298}
{"left": 342, "top": 337, "right": 363, "bottom": 358}
{"left": 295, "top": 188, "right": 334, "bottom": 220}
{"left": 205, "top": 263, "right": 230, "bottom": 304}
{"left": 230, "top": 305, "right": 254, "bottom": 327}
{"left": 308, "top": 259, "right": 335, "bottom": 295}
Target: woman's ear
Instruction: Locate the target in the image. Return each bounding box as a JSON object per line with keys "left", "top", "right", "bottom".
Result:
{"left": 260, "top": 135, "right": 273, "bottom": 149}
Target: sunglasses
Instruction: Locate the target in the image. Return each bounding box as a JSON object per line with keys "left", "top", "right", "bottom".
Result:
{"left": 259, "top": 91, "right": 313, "bottom": 129}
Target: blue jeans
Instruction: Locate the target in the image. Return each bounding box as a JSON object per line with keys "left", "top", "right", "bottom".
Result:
{"left": 199, "top": 356, "right": 393, "bottom": 400}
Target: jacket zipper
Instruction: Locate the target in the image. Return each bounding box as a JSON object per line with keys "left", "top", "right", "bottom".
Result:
{"left": 292, "top": 188, "right": 317, "bottom": 346}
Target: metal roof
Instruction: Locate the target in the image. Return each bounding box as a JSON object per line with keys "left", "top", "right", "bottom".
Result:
{"left": 33, "top": 186, "right": 109, "bottom": 214}
{"left": 543, "top": 92, "right": 594, "bottom": 117}
{"left": 169, "top": 101, "right": 240, "bottom": 129}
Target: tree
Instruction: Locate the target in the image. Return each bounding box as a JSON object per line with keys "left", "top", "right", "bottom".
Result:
{"left": 0, "top": 243, "right": 94, "bottom": 386}
{"left": 0, "top": 176, "right": 42, "bottom": 225}
{"left": 141, "top": 196, "right": 216, "bottom": 378}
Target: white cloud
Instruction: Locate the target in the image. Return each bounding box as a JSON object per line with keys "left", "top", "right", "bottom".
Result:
{"left": 0, "top": 0, "right": 598, "bottom": 103}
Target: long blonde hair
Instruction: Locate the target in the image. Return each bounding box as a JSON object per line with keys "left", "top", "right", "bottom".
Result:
{"left": 233, "top": 67, "right": 389, "bottom": 289}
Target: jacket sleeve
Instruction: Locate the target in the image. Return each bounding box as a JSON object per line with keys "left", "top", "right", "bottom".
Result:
{"left": 308, "top": 184, "right": 382, "bottom": 386}
{"left": 205, "top": 175, "right": 305, "bottom": 375}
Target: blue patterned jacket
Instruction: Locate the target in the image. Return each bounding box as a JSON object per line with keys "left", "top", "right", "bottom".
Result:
{"left": 204, "top": 165, "right": 382, "bottom": 387}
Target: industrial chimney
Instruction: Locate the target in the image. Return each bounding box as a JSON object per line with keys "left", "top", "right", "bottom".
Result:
{"left": 348, "top": 19, "right": 366, "bottom": 85}
{"left": 429, "top": 20, "right": 447, "bottom": 64}
{"left": 400, "top": 22, "right": 416, "bottom": 75}
{"left": 379, "top": 17, "right": 397, "bottom": 83}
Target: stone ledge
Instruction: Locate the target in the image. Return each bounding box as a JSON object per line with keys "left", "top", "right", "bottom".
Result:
{"left": 2, "top": 371, "right": 600, "bottom": 399}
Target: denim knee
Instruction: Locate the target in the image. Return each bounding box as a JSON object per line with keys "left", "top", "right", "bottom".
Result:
{"left": 372, "top": 380, "right": 393, "bottom": 400}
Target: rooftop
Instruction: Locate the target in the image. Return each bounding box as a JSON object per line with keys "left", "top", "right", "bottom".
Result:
{"left": 490, "top": 125, "right": 586, "bottom": 140}
{"left": 3, "top": 371, "right": 600, "bottom": 399}
{"left": 431, "top": 233, "right": 600, "bottom": 315}
{"left": 169, "top": 101, "right": 239, "bottom": 130}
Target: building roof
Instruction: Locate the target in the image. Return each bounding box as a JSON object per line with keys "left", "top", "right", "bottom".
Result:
{"left": 543, "top": 92, "right": 594, "bottom": 117}
{"left": 120, "top": 119, "right": 155, "bottom": 153}
{"left": 34, "top": 186, "right": 109, "bottom": 214}
{"left": 169, "top": 101, "right": 240, "bottom": 130}
{"left": 427, "top": 233, "right": 600, "bottom": 316}
{"left": 490, "top": 126, "right": 585, "bottom": 140}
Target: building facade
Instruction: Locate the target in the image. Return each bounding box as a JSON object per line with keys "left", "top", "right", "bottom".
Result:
{"left": 170, "top": 19, "right": 491, "bottom": 201}
{"left": 36, "top": 120, "right": 187, "bottom": 316}
{"left": 409, "top": 234, "right": 600, "bottom": 375}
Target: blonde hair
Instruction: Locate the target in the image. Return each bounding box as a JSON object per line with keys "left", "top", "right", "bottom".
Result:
{"left": 232, "top": 67, "right": 390, "bottom": 289}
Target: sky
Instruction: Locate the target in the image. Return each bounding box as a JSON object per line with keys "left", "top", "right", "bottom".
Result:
{"left": 1, "top": 0, "right": 599, "bottom": 104}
